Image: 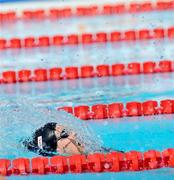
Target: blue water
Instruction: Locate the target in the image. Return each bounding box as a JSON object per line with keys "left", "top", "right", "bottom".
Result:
{"left": 0, "top": 39, "right": 174, "bottom": 71}
{"left": 0, "top": 2, "right": 174, "bottom": 180}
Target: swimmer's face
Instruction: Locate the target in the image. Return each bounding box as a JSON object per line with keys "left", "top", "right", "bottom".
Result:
{"left": 55, "top": 125, "right": 65, "bottom": 136}
{"left": 55, "top": 125, "right": 85, "bottom": 155}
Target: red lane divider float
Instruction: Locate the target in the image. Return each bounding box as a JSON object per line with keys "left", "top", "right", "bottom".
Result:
{"left": 1, "top": 1, "right": 174, "bottom": 22}
{"left": 0, "top": 148, "right": 174, "bottom": 176}
{"left": 58, "top": 99, "right": 174, "bottom": 120}
{"left": 1, "top": 27, "right": 174, "bottom": 50}
{"left": 0, "top": 60, "right": 173, "bottom": 84}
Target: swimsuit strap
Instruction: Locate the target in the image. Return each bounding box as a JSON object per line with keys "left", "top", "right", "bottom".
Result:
{"left": 62, "top": 140, "right": 72, "bottom": 153}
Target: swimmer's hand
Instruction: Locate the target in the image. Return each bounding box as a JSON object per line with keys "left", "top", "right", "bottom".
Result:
{"left": 57, "top": 138, "right": 84, "bottom": 155}
{"left": 68, "top": 132, "right": 76, "bottom": 139}
{"left": 68, "top": 132, "right": 85, "bottom": 150}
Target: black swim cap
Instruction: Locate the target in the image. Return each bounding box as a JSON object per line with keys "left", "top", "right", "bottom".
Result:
{"left": 24, "top": 122, "right": 58, "bottom": 156}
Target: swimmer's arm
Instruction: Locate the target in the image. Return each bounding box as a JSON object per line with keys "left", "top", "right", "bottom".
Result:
{"left": 100, "top": 147, "right": 124, "bottom": 153}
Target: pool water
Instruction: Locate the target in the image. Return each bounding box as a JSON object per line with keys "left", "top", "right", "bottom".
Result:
{"left": 0, "top": 0, "right": 174, "bottom": 179}
{"left": 1, "top": 11, "right": 174, "bottom": 38}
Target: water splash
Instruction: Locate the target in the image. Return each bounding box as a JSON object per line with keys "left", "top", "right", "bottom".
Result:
{"left": 0, "top": 99, "right": 103, "bottom": 159}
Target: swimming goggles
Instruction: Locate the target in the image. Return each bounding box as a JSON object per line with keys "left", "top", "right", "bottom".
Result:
{"left": 56, "top": 129, "right": 69, "bottom": 141}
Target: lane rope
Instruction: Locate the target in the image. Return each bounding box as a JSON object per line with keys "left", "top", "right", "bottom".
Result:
{"left": 0, "top": 148, "right": 174, "bottom": 176}
{"left": 0, "top": 60, "right": 173, "bottom": 84}
{"left": 1, "top": 27, "right": 174, "bottom": 50}
{"left": 58, "top": 99, "right": 174, "bottom": 120}
{"left": 1, "top": 1, "right": 174, "bottom": 22}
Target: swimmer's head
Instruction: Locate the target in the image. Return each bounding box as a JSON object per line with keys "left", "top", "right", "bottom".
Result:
{"left": 32, "top": 122, "right": 58, "bottom": 153}
{"left": 24, "top": 122, "right": 84, "bottom": 156}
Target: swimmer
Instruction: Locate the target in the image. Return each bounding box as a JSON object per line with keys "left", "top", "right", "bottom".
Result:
{"left": 24, "top": 122, "right": 123, "bottom": 156}
{"left": 24, "top": 122, "right": 84, "bottom": 156}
